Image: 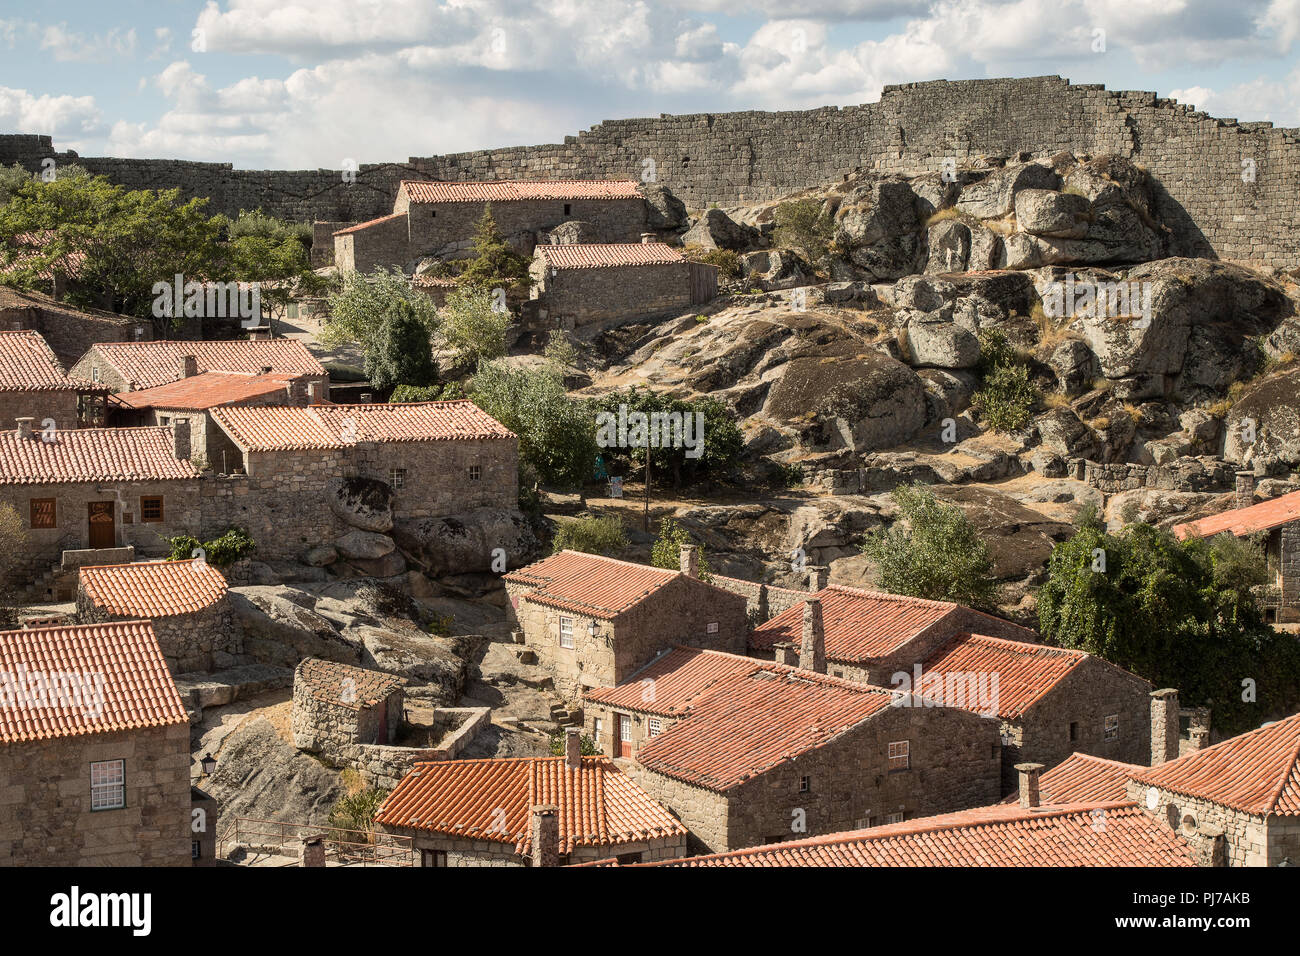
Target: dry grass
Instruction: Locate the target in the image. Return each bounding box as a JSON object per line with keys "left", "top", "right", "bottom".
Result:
{"left": 1122, "top": 402, "right": 1143, "bottom": 425}
{"left": 1033, "top": 301, "right": 1081, "bottom": 351}
{"left": 925, "top": 207, "right": 962, "bottom": 227}
{"left": 984, "top": 214, "right": 1018, "bottom": 236}
{"left": 1089, "top": 415, "right": 1112, "bottom": 431}
{"left": 1042, "top": 391, "right": 1072, "bottom": 409}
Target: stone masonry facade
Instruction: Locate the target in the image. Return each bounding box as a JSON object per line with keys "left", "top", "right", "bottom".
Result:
{"left": 529, "top": 259, "right": 694, "bottom": 327}
{"left": 8, "top": 76, "right": 1300, "bottom": 267}
{"left": 76, "top": 586, "right": 242, "bottom": 674}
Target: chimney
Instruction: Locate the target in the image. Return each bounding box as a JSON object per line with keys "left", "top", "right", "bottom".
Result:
{"left": 773, "top": 642, "right": 800, "bottom": 667}
{"left": 172, "top": 417, "right": 191, "bottom": 461}
{"left": 180, "top": 355, "right": 198, "bottom": 379}
{"left": 807, "top": 566, "right": 829, "bottom": 592}
{"left": 15, "top": 417, "right": 34, "bottom": 441}
{"left": 679, "top": 543, "right": 698, "bottom": 578}
{"left": 564, "top": 727, "right": 582, "bottom": 771}
{"left": 640, "top": 232, "right": 656, "bottom": 244}
{"left": 529, "top": 805, "right": 560, "bottom": 868}
{"left": 1150, "top": 688, "right": 1180, "bottom": 766}
{"left": 1235, "top": 470, "right": 1257, "bottom": 510}
{"left": 307, "top": 380, "right": 323, "bottom": 405}
{"left": 799, "top": 596, "right": 826, "bottom": 673}
{"left": 298, "top": 835, "right": 326, "bottom": 867}
{"left": 1015, "top": 763, "right": 1044, "bottom": 809}
{"left": 259, "top": 365, "right": 273, "bottom": 375}
{"left": 287, "top": 378, "right": 307, "bottom": 406}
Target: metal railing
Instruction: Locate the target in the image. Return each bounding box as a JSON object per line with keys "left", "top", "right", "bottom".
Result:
{"left": 218, "top": 816, "right": 414, "bottom": 867}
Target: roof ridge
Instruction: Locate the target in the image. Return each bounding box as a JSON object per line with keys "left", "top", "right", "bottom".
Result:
{"left": 959, "top": 631, "right": 1084, "bottom": 655}
{"left": 824, "top": 584, "right": 956, "bottom": 608}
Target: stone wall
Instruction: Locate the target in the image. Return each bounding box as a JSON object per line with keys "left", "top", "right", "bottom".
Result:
{"left": 531, "top": 260, "right": 693, "bottom": 327}
{"left": 1, "top": 298, "right": 150, "bottom": 370}
{"left": 0, "top": 722, "right": 192, "bottom": 865}
{"left": 1124, "top": 779, "right": 1268, "bottom": 866}
{"left": 334, "top": 214, "right": 410, "bottom": 273}
{"left": 290, "top": 677, "right": 402, "bottom": 759}
{"left": 8, "top": 76, "right": 1300, "bottom": 266}
{"left": 1081, "top": 457, "right": 1235, "bottom": 493}
{"left": 709, "top": 574, "right": 809, "bottom": 625}
{"left": 76, "top": 587, "right": 242, "bottom": 673}
{"left": 0, "top": 390, "right": 81, "bottom": 432}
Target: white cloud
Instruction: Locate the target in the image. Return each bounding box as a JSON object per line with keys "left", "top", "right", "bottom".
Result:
{"left": 1170, "top": 66, "right": 1300, "bottom": 127}
{"left": 0, "top": 86, "right": 105, "bottom": 145}
{"left": 39, "top": 24, "right": 137, "bottom": 62}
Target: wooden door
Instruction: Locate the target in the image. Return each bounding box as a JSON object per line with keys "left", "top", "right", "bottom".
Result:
{"left": 617, "top": 714, "right": 632, "bottom": 758}
{"left": 87, "top": 502, "right": 115, "bottom": 549}
{"left": 374, "top": 700, "right": 388, "bottom": 745}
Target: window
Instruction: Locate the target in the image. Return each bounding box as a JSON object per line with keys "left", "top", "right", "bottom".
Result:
{"left": 90, "top": 759, "right": 125, "bottom": 811}
{"left": 559, "top": 617, "right": 574, "bottom": 649}
{"left": 1069, "top": 721, "right": 1079, "bottom": 742}
{"left": 647, "top": 718, "right": 662, "bottom": 738}
{"left": 389, "top": 468, "right": 406, "bottom": 489}
{"left": 799, "top": 775, "right": 811, "bottom": 794}
{"left": 468, "top": 464, "right": 482, "bottom": 481}
{"left": 593, "top": 717, "right": 603, "bottom": 741}
{"left": 91, "top": 365, "right": 100, "bottom": 382}
{"left": 885, "top": 812, "right": 906, "bottom": 825}
{"left": 1104, "top": 714, "right": 1120, "bottom": 741}
{"left": 615, "top": 851, "right": 642, "bottom": 865}
{"left": 140, "top": 496, "right": 164, "bottom": 523}
{"left": 421, "top": 849, "right": 447, "bottom": 868}
{"left": 887, "top": 740, "right": 910, "bottom": 771}
{"left": 159, "top": 415, "right": 171, "bottom": 426}
{"left": 30, "top": 498, "right": 56, "bottom": 529}
{"left": 192, "top": 841, "right": 201, "bottom": 860}
{"left": 832, "top": 670, "right": 843, "bottom": 678}
{"left": 563, "top": 203, "right": 572, "bottom": 216}
{"left": 706, "top": 621, "right": 719, "bottom": 634}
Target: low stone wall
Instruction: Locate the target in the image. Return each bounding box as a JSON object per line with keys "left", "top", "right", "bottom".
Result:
{"left": 1079, "top": 456, "right": 1235, "bottom": 494}
{"left": 420, "top": 706, "right": 492, "bottom": 761}
{"left": 709, "top": 574, "right": 808, "bottom": 625}
{"left": 344, "top": 744, "right": 443, "bottom": 791}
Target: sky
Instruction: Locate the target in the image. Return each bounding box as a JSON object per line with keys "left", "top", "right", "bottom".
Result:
{"left": 1, "top": 0, "right": 1298, "bottom": 170}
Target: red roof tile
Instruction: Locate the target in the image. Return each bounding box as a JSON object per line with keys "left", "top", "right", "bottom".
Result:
{"left": 920, "top": 633, "right": 1088, "bottom": 719}
{"left": 0, "top": 286, "right": 139, "bottom": 327}
{"left": 401, "top": 180, "right": 642, "bottom": 204}
{"left": 536, "top": 243, "right": 685, "bottom": 270}
{"left": 1000, "top": 753, "right": 1143, "bottom": 806}
{"left": 411, "top": 275, "right": 459, "bottom": 288}
{"left": 110, "top": 370, "right": 296, "bottom": 411}
{"left": 88, "top": 339, "right": 325, "bottom": 391}
{"left": 296, "top": 658, "right": 406, "bottom": 710}
{"left": 374, "top": 756, "right": 685, "bottom": 855}
{"left": 0, "top": 620, "right": 189, "bottom": 744}
{"left": 626, "top": 649, "right": 896, "bottom": 792}
{"left": 750, "top": 585, "right": 960, "bottom": 663}
{"left": 211, "top": 400, "right": 514, "bottom": 451}
{"left": 0, "top": 426, "right": 199, "bottom": 484}
{"left": 634, "top": 802, "right": 1196, "bottom": 867}
{"left": 78, "top": 560, "right": 228, "bottom": 618}
{"left": 1130, "top": 711, "right": 1300, "bottom": 815}
{"left": 585, "top": 646, "right": 760, "bottom": 716}
{"left": 332, "top": 213, "right": 407, "bottom": 236}
{"left": 0, "top": 330, "right": 100, "bottom": 392}
{"left": 503, "top": 551, "right": 681, "bottom": 620}
{"left": 1173, "top": 490, "right": 1300, "bottom": 540}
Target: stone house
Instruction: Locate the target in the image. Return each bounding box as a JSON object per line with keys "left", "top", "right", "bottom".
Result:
{"left": 502, "top": 547, "right": 750, "bottom": 703}
{"left": 0, "top": 328, "right": 109, "bottom": 429}
{"left": 997, "top": 751, "right": 1145, "bottom": 806}
{"left": 76, "top": 558, "right": 241, "bottom": 673}
{"left": 108, "top": 367, "right": 318, "bottom": 472}
{"left": 70, "top": 338, "right": 328, "bottom": 397}
{"left": 587, "top": 645, "right": 1003, "bottom": 854}
{"left": 1127, "top": 709, "right": 1300, "bottom": 866}
{"left": 917, "top": 631, "right": 1157, "bottom": 792}
{"left": 749, "top": 584, "right": 1040, "bottom": 684}
{"left": 0, "top": 286, "right": 151, "bottom": 369}
{"left": 0, "top": 420, "right": 200, "bottom": 592}
{"left": 374, "top": 735, "right": 688, "bottom": 866}
{"left": 1174, "top": 472, "right": 1300, "bottom": 623}
{"left": 205, "top": 400, "right": 518, "bottom": 561}
{"left": 411, "top": 275, "right": 459, "bottom": 307}
{"left": 291, "top": 657, "right": 406, "bottom": 757}
{"left": 334, "top": 179, "right": 648, "bottom": 272}
{"left": 529, "top": 241, "right": 715, "bottom": 328}
{"left": 0, "top": 619, "right": 195, "bottom": 866}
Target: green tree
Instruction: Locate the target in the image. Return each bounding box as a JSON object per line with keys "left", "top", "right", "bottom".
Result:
{"left": 457, "top": 204, "right": 532, "bottom": 294}
{"left": 438, "top": 286, "right": 511, "bottom": 369}
{"left": 548, "top": 732, "right": 600, "bottom": 756}
{"left": 470, "top": 359, "right": 597, "bottom": 489}
{"left": 860, "top": 483, "right": 998, "bottom": 609}
{"left": 227, "top": 232, "right": 328, "bottom": 332}
{"left": 366, "top": 300, "right": 438, "bottom": 391}
{"left": 650, "top": 516, "right": 713, "bottom": 581}
{"left": 322, "top": 266, "right": 438, "bottom": 353}
{"left": 591, "top": 387, "right": 744, "bottom": 488}
{"left": 772, "top": 199, "right": 833, "bottom": 263}
{"left": 551, "top": 513, "right": 628, "bottom": 556}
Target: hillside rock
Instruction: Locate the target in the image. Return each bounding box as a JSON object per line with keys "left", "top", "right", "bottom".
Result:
{"left": 328, "top": 477, "right": 394, "bottom": 533}
{"left": 1222, "top": 366, "right": 1300, "bottom": 468}
{"left": 1015, "top": 189, "right": 1092, "bottom": 239}
{"left": 229, "top": 586, "right": 362, "bottom": 667}
{"left": 741, "top": 249, "right": 812, "bottom": 291}
{"left": 956, "top": 162, "right": 1059, "bottom": 219}
{"left": 393, "top": 508, "right": 539, "bottom": 577}
{"left": 899, "top": 312, "right": 981, "bottom": 368}
{"left": 683, "top": 208, "right": 760, "bottom": 251}
{"left": 643, "top": 184, "right": 688, "bottom": 231}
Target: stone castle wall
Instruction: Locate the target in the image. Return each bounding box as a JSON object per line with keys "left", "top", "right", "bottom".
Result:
{"left": 5, "top": 76, "right": 1299, "bottom": 266}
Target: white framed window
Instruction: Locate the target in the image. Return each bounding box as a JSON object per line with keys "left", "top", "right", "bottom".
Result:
{"left": 593, "top": 717, "right": 603, "bottom": 740}
{"left": 559, "top": 617, "right": 574, "bottom": 649}
{"left": 389, "top": 468, "right": 406, "bottom": 489}
{"left": 468, "top": 464, "right": 482, "bottom": 481}
{"left": 90, "top": 759, "right": 125, "bottom": 811}
{"left": 706, "top": 621, "right": 719, "bottom": 634}
{"left": 887, "top": 740, "right": 910, "bottom": 771}
{"left": 799, "top": 775, "right": 811, "bottom": 794}
{"left": 91, "top": 365, "right": 100, "bottom": 382}
{"left": 647, "top": 718, "right": 662, "bottom": 738}
{"left": 1104, "top": 714, "right": 1119, "bottom": 741}
{"left": 885, "top": 812, "right": 905, "bottom": 825}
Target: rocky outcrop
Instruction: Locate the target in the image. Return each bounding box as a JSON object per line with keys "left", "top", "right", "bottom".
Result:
{"left": 682, "top": 207, "right": 760, "bottom": 251}
{"left": 393, "top": 507, "right": 539, "bottom": 577}
{"left": 643, "top": 184, "right": 688, "bottom": 231}
{"left": 328, "top": 477, "right": 394, "bottom": 533}
{"left": 229, "top": 586, "right": 363, "bottom": 667}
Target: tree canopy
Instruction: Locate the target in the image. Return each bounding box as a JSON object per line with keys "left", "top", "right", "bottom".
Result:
{"left": 365, "top": 299, "right": 439, "bottom": 392}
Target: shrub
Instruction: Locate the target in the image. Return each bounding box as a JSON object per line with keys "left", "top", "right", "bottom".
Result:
{"left": 972, "top": 329, "right": 1039, "bottom": 431}
{"left": 650, "top": 517, "right": 713, "bottom": 581}
{"left": 327, "top": 786, "right": 387, "bottom": 837}
{"left": 365, "top": 299, "right": 438, "bottom": 391}
{"left": 683, "top": 246, "right": 742, "bottom": 279}
{"left": 548, "top": 732, "right": 599, "bottom": 756}
{"left": 439, "top": 286, "right": 511, "bottom": 369}
{"left": 772, "top": 199, "right": 833, "bottom": 263}
{"left": 167, "top": 527, "right": 256, "bottom": 567}
{"left": 551, "top": 513, "right": 628, "bottom": 557}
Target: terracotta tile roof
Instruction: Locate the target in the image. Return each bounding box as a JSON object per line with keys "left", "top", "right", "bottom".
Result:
{"left": 88, "top": 339, "right": 325, "bottom": 391}
{"left": 211, "top": 400, "right": 514, "bottom": 451}
{"left": 79, "top": 560, "right": 228, "bottom": 619}
{"left": 536, "top": 243, "right": 685, "bottom": 270}
{"left": 374, "top": 755, "right": 685, "bottom": 855}
{"left": 296, "top": 658, "right": 406, "bottom": 710}
{"left": 920, "top": 633, "right": 1088, "bottom": 719}
{"left": 636, "top": 802, "right": 1196, "bottom": 867}
{"left": 0, "top": 620, "right": 189, "bottom": 744}
{"left": 411, "top": 275, "right": 459, "bottom": 288}
{"left": 110, "top": 370, "right": 296, "bottom": 411}
{"left": 0, "top": 329, "right": 101, "bottom": 392}
{"left": 0, "top": 426, "right": 199, "bottom": 484}
{"left": 0, "top": 286, "right": 139, "bottom": 327}
{"left": 332, "top": 213, "right": 407, "bottom": 236}
{"left": 630, "top": 650, "right": 896, "bottom": 792}
{"left": 585, "top": 647, "right": 761, "bottom": 716}
{"left": 502, "top": 551, "right": 684, "bottom": 619}
{"left": 1000, "top": 753, "right": 1143, "bottom": 806}
{"left": 1173, "top": 490, "right": 1300, "bottom": 540}
{"left": 401, "top": 179, "right": 643, "bottom": 204}
{"left": 750, "top": 585, "right": 960, "bottom": 663}
{"left": 1130, "top": 711, "right": 1300, "bottom": 816}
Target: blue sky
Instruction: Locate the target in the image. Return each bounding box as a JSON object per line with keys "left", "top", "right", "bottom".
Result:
{"left": 2, "top": 0, "right": 1298, "bottom": 169}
